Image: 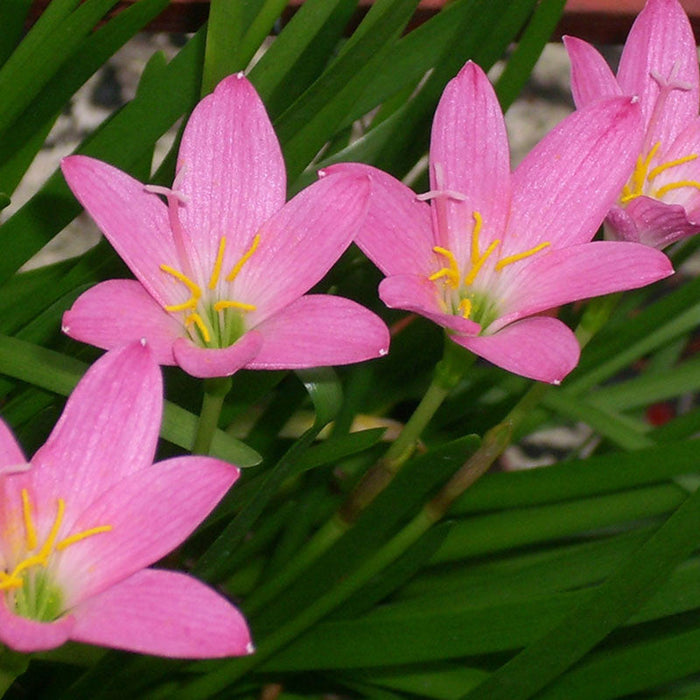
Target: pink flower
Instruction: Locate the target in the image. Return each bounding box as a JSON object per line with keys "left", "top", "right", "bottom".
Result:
{"left": 328, "top": 61, "right": 673, "bottom": 383}
{"left": 61, "top": 74, "right": 389, "bottom": 379}
{"left": 565, "top": 0, "right": 700, "bottom": 248}
{"left": 0, "top": 342, "right": 252, "bottom": 657}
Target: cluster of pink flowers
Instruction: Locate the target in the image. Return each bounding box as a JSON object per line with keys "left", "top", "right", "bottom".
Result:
{"left": 0, "top": 0, "right": 692, "bottom": 659}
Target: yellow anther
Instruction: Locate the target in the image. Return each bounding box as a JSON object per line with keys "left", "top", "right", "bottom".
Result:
{"left": 458, "top": 298, "right": 472, "bottom": 319}
{"left": 226, "top": 234, "right": 260, "bottom": 282}
{"left": 21, "top": 488, "right": 37, "bottom": 551}
{"left": 621, "top": 142, "right": 661, "bottom": 202}
{"left": 161, "top": 264, "right": 202, "bottom": 313}
{"left": 12, "top": 499, "right": 65, "bottom": 577}
{"left": 214, "top": 300, "right": 257, "bottom": 313}
{"left": 496, "top": 241, "right": 551, "bottom": 271}
{"left": 57, "top": 525, "right": 112, "bottom": 551}
{"left": 648, "top": 153, "right": 698, "bottom": 180}
{"left": 208, "top": 237, "right": 227, "bottom": 290}
{"left": 0, "top": 573, "right": 22, "bottom": 591}
{"left": 185, "top": 313, "right": 211, "bottom": 344}
{"left": 464, "top": 239, "right": 500, "bottom": 286}
{"left": 164, "top": 299, "right": 198, "bottom": 313}
{"left": 654, "top": 179, "right": 700, "bottom": 198}
{"left": 429, "top": 246, "right": 460, "bottom": 288}
{"left": 470, "top": 211, "right": 484, "bottom": 265}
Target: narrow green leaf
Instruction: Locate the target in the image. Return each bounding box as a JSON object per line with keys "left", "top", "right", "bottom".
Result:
{"left": 461, "top": 485, "right": 700, "bottom": 700}
{"left": 0, "top": 29, "right": 206, "bottom": 283}
{"left": 0, "top": 0, "right": 32, "bottom": 66}
{"left": 0, "top": 0, "right": 169, "bottom": 195}
{"left": 494, "top": 0, "right": 566, "bottom": 110}
{"left": 0, "top": 0, "right": 120, "bottom": 136}
{"left": 0, "top": 334, "right": 260, "bottom": 465}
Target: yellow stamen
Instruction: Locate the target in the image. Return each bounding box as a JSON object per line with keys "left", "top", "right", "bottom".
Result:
{"left": 161, "top": 265, "right": 202, "bottom": 313}
{"left": 213, "top": 300, "right": 257, "bottom": 313}
{"left": 21, "top": 488, "right": 37, "bottom": 551}
{"left": 464, "top": 239, "right": 500, "bottom": 286}
{"left": 429, "top": 246, "right": 460, "bottom": 288}
{"left": 57, "top": 526, "right": 112, "bottom": 551}
{"left": 654, "top": 180, "right": 700, "bottom": 198}
{"left": 185, "top": 313, "right": 211, "bottom": 344}
{"left": 648, "top": 153, "right": 698, "bottom": 180}
{"left": 208, "top": 237, "right": 227, "bottom": 290}
{"left": 12, "top": 499, "right": 65, "bottom": 577}
{"left": 0, "top": 574, "right": 23, "bottom": 591}
{"left": 470, "top": 211, "right": 484, "bottom": 264}
{"left": 164, "top": 299, "right": 198, "bottom": 313}
{"left": 495, "top": 241, "right": 551, "bottom": 271}
{"left": 226, "top": 234, "right": 260, "bottom": 282}
{"left": 458, "top": 298, "right": 472, "bottom": 319}
{"left": 621, "top": 143, "right": 661, "bottom": 203}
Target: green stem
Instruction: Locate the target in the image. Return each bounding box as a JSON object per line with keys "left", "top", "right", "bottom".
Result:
{"left": 192, "top": 377, "right": 232, "bottom": 455}
{"left": 0, "top": 647, "right": 28, "bottom": 696}
{"left": 244, "top": 338, "right": 472, "bottom": 614}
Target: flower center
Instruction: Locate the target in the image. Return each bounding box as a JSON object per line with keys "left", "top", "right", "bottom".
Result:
{"left": 426, "top": 208, "right": 549, "bottom": 328}
{"left": 160, "top": 234, "right": 259, "bottom": 348}
{"left": 620, "top": 141, "right": 700, "bottom": 204}
{"left": 0, "top": 489, "right": 112, "bottom": 622}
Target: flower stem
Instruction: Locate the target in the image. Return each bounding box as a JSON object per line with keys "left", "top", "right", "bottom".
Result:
{"left": 244, "top": 338, "right": 472, "bottom": 614}
{"left": 0, "top": 647, "right": 28, "bottom": 697}
{"left": 192, "top": 377, "right": 232, "bottom": 455}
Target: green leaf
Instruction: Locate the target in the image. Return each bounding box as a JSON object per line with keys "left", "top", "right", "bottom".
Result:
{"left": 0, "top": 334, "right": 260, "bottom": 465}
{"left": 494, "top": 0, "right": 566, "bottom": 110}
{"left": 0, "top": 0, "right": 121, "bottom": 137}
{"left": 461, "top": 485, "right": 700, "bottom": 700}
{"left": 0, "top": 29, "right": 206, "bottom": 283}
{"left": 0, "top": 0, "right": 32, "bottom": 66}
{"left": 0, "top": 0, "right": 169, "bottom": 195}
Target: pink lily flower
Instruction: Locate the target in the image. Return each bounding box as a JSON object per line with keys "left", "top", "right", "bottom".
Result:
{"left": 565, "top": 0, "right": 700, "bottom": 248}
{"left": 0, "top": 341, "right": 252, "bottom": 657}
{"left": 61, "top": 74, "right": 389, "bottom": 379}
{"left": 328, "top": 61, "right": 673, "bottom": 383}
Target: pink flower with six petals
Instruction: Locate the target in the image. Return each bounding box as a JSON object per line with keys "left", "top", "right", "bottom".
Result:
{"left": 565, "top": 0, "right": 700, "bottom": 248}
{"left": 0, "top": 341, "right": 252, "bottom": 657}
{"left": 329, "top": 61, "right": 673, "bottom": 383}
{"left": 61, "top": 73, "right": 389, "bottom": 379}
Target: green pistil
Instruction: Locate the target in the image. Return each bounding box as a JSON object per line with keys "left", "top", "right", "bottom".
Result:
{"left": 454, "top": 289, "right": 499, "bottom": 329}
{"left": 12, "top": 570, "right": 63, "bottom": 622}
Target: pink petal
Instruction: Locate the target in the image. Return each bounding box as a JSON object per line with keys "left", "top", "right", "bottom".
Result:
{"left": 62, "top": 280, "right": 183, "bottom": 365}
{"left": 649, "top": 117, "right": 700, "bottom": 210}
{"left": 622, "top": 196, "right": 700, "bottom": 248}
{"left": 324, "top": 163, "right": 435, "bottom": 277}
{"left": 58, "top": 456, "right": 239, "bottom": 607}
{"left": 496, "top": 241, "right": 673, "bottom": 324}
{"left": 177, "top": 73, "right": 286, "bottom": 281}
{"left": 71, "top": 569, "right": 252, "bottom": 658}
{"left": 0, "top": 598, "right": 74, "bottom": 652}
{"left": 0, "top": 419, "right": 26, "bottom": 470}
{"left": 454, "top": 317, "right": 580, "bottom": 384}
{"left": 30, "top": 342, "right": 162, "bottom": 526}
{"left": 173, "top": 330, "right": 263, "bottom": 378}
{"left": 237, "top": 173, "right": 370, "bottom": 323}
{"left": 563, "top": 36, "right": 621, "bottom": 107}
{"left": 429, "top": 61, "right": 511, "bottom": 268}
{"left": 61, "top": 156, "right": 179, "bottom": 306}
{"left": 246, "top": 294, "right": 390, "bottom": 369}
{"left": 379, "top": 275, "right": 481, "bottom": 336}
{"left": 617, "top": 0, "right": 699, "bottom": 146}
{"left": 507, "top": 96, "right": 643, "bottom": 254}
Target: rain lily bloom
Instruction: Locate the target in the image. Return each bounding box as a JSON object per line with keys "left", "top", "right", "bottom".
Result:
{"left": 329, "top": 61, "right": 673, "bottom": 383}
{"left": 61, "top": 73, "right": 389, "bottom": 379}
{"left": 565, "top": 0, "right": 700, "bottom": 248}
{"left": 0, "top": 341, "right": 252, "bottom": 657}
